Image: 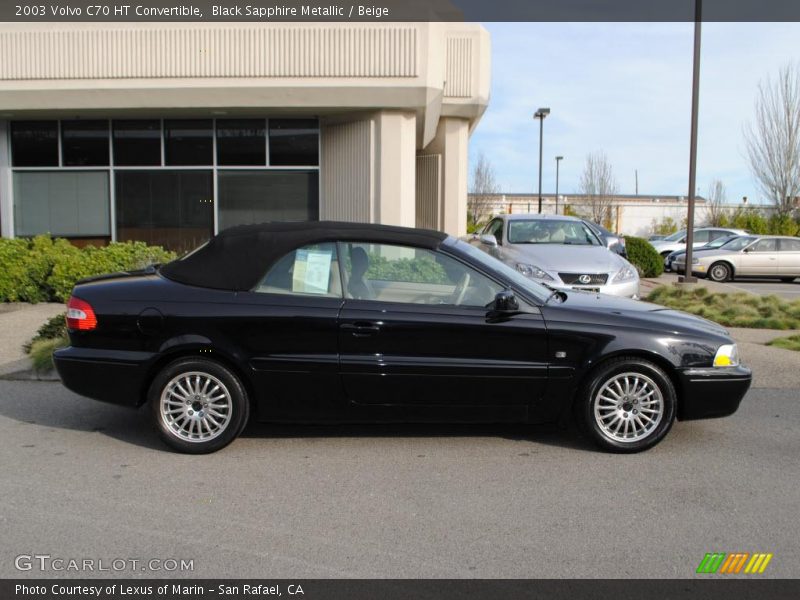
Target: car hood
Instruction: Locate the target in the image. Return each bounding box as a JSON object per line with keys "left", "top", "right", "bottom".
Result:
{"left": 508, "top": 244, "right": 625, "bottom": 273}
{"left": 549, "top": 290, "right": 730, "bottom": 338}
{"left": 691, "top": 249, "right": 740, "bottom": 262}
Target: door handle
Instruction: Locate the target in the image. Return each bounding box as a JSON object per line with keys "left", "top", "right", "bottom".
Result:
{"left": 340, "top": 321, "right": 381, "bottom": 337}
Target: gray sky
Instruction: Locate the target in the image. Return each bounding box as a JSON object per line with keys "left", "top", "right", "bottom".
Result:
{"left": 469, "top": 22, "right": 800, "bottom": 204}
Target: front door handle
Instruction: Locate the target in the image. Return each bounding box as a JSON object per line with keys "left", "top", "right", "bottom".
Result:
{"left": 340, "top": 321, "right": 381, "bottom": 337}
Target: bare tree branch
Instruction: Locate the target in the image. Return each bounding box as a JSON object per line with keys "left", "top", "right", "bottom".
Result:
{"left": 705, "top": 179, "right": 728, "bottom": 226}
{"left": 468, "top": 153, "right": 499, "bottom": 231}
{"left": 744, "top": 63, "right": 800, "bottom": 216}
{"left": 578, "top": 151, "right": 618, "bottom": 226}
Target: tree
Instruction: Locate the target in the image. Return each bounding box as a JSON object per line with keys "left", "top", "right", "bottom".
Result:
{"left": 744, "top": 63, "right": 800, "bottom": 216}
{"left": 468, "top": 153, "right": 499, "bottom": 232}
{"left": 579, "top": 151, "right": 618, "bottom": 226}
{"left": 705, "top": 179, "right": 728, "bottom": 226}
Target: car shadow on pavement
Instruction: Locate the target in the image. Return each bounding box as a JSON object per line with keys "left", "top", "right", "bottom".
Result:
{"left": 239, "top": 421, "right": 596, "bottom": 452}
{"left": 0, "top": 381, "right": 597, "bottom": 453}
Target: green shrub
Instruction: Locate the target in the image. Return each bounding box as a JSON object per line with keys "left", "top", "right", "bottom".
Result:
{"left": 28, "top": 336, "right": 68, "bottom": 372}
{"left": 0, "top": 235, "right": 176, "bottom": 304}
{"left": 624, "top": 236, "right": 664, "bottom": 278}
{"left": 651, "top": 216, "right": 680, "bottom": 236}
{"left": 366, "top": 253, "right": 449, "bottom": 284}
{"left": 23, "top": 312, "right": 67, "bottom": 354}
{"left": 647, "top": 285, "right": 800, "bottom": 329}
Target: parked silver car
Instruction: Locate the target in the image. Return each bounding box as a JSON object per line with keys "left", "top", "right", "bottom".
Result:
{"left": 470, "top": 214, "right": 639, "bottom": 298}
{"left": 649, "top": 227, "right": 748, "bottom": 258}
{"left": 673, "top": 235, "right": 800, "bottom": 282}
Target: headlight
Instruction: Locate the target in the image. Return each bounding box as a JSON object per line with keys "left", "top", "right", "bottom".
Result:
{"left": 516, "top": 263, "right": 554, "bottom": 281}
{"left": 612, "top": 263, "right": 638, "bottom": 283}
{"left": 713, "top": 343, "right": 739, "bottom": 367}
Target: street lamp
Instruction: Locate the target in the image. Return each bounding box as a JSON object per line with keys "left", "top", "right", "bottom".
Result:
{"left": 555, "top": 156, "right": 564, "bottom": 214}
{"left": 534, "top": 108, "right": 550, "bottom": 213}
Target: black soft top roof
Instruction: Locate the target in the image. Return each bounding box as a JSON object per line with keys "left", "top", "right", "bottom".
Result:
{"left": 159, "top": 221, "right": 449, "bottom": 291}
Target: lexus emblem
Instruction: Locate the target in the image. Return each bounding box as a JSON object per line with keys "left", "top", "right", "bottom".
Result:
{"left": 578, "top": 274, "right": 592, "bottom": 284}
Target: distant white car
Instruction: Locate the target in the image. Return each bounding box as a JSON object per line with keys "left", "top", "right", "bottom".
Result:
{"left": 649, "top": 228, "right": 748, "bottom": 257}
{"left": 469, "top": 214, "right": 639, "bottom": 298}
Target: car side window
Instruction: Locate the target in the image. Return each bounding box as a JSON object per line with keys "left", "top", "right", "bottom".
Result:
{"left": 253, "top": 242, "right": 342, "bottom": 297}
{"left": 751, "top": 239, "right": 777, "bottom": 252}
{"left": 708, "top": 230, "right": 726, "bottom": 241}
{"left": 339, "top": 242, "right": 503, "bottom": 308}
{"left": 693, "top": 230, "right": 710, "bottom": 243}
{"left": 779, "top": 239, "right": 800, "bottom": 251}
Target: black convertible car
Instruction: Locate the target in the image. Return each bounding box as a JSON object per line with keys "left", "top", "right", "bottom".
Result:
{"left": 54, "top": 222, "right": 751, "bottom": 454}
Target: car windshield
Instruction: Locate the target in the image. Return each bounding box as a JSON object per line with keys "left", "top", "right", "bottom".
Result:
{"left": 662, "top": 230, "right": 686, "bottom": 242}
{"left": 705, "top": 235, "right": 737, "bottom": 248}
{"left": 722, "top": 236, "right": 757, "bottom": 251}
{"left": 507, "top": 220, "right": 601, "bottom": 245}
{"left": 452, "top": 240, "right": 550, "bottom": 303}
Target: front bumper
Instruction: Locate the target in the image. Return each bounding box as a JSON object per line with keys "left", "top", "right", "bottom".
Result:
{"left": 552, "top": 278, "right": 640, "bottom": 299}
{"left": 677, "top": 364, "right": 752, "bottom": 420}
{"left": 54, "top": 346, "right": 155, "bottom": 407}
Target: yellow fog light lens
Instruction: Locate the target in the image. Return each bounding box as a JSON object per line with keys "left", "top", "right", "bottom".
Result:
{"left": 713, "top": 344, "right": 739, "bottom": 367}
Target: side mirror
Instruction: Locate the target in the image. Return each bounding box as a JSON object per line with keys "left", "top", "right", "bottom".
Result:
{"left": 480, "top": 234, "right": 498, "bottom": 247}
{"left": 743, "top": 246, "right": 752, "bottom": 253}
{"left": 493, "top": 290, "right": 519, "bottom": 313}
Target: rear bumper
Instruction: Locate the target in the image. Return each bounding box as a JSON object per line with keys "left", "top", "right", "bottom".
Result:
{"left": 677, "top": 364, "right": 752, "bottom": 420}
{"left": 53, "top": 346, "right": 155, "bottom": 407}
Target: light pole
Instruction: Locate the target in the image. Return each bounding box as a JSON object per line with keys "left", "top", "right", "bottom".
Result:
{"left": 534, "top": 108, "right": 550, "bottom": 213}
{"left": 555, "top": 155, "right": 564, "bottom": 214}
{"left": 681, "top": 0, "right": 702, "bottom": 284}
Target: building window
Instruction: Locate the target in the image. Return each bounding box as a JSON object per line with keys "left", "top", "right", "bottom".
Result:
{"left": 216, "top": 119, "right": 266, "bottom": 166}
{"left": 268, "top": 119, "right": 319, "bottom": 166}
{"left": 113, "top": 120, "right": 161, "bottom": 166}
{"left": 115, "top": 170, "right": 213, "bottom": 253}
{"left": 61, "top": 120, "right": 109, "bottom": 166}
{"left": 164, "top": 119, "right": 213, "bottom": 166}
{"left": 11, "top": 121, "right": 59, "bottom": 167}
{"left": 13, "top": 171, "right": 110, "bottom": 237}
{"left": 217, "top": 170, "right": 319, "bottom": 232}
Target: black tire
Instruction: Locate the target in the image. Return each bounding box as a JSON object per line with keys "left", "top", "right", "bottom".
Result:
{"left": 660, "top": 251, "right": 672, "bottom": 258}
{"left": 780, "top": 277, "right": 796, "bottom": 283}
{"left": 148, "top": 357, "right": 249, "bottom": 454}
{"left": 575, "top": 357, "right": 677, "bottom": 453}
{"left": 708, "top": 261, "right": 731, "bottom": 282}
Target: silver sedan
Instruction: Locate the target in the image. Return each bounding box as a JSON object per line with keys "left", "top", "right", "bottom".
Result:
{"left": 674, "top": 235, "right": 800, "bottom": 282}
{"left": 469, "top": 214, "right": 640, "bottom": 298}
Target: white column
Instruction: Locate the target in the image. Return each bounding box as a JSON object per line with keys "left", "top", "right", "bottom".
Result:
{"left": 374, "top": 110, "right": 416, "bottom": 228}
{"left": 0, "top": 120, "right": 13, "bottom": 238}
{"left": 428, "top": 117, "right": 469, "bottom": 238}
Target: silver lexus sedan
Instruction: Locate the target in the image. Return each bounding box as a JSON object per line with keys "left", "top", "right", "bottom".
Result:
{"left": 470, "top": 214, "right": 640, "bottom": 298}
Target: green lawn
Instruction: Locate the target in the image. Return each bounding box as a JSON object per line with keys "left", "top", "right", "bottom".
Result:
{"left": 768, "top": 335, "right": 800, "bottom": 352}
{"left": 646, "top": 285, "right": 800, "bottom": 330}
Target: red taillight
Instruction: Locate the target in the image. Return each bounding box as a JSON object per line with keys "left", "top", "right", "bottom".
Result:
{"left": 66, "top": 296, "right": 98, "bottom": 331}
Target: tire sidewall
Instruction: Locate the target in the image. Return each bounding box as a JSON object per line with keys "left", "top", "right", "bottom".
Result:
{"left": 149, "top": 358, "right": 249, "bottom": 454}
{"left": 580, "top": 359, "right": 677, "bottom": 453}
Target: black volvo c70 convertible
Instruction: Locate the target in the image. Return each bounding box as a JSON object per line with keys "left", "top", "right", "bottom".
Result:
{"left": 54, "top": 221, "right": 751, "bottom": 454}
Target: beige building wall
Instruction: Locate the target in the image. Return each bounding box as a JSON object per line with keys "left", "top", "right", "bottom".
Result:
{"left": 0, "top": 22, "right": 490, "bottom": 239}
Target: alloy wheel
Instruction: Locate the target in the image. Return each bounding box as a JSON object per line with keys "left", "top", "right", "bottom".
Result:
{"left": 593, "top": 372, "right": 664, "bottom": 443}
{"left": 159, "top": 371, "right": 233, "bottom": 443}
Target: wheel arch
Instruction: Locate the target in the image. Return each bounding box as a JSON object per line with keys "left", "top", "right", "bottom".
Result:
{"left": 561, "top": 349, "right": 683, "bottom": 423}
{"left": 140, "top": 345, "right": 256, "bottom": 414}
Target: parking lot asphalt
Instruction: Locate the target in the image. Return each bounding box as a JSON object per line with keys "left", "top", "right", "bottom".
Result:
{"left": 1, "top": 379, "right": 798, "bottom": 579}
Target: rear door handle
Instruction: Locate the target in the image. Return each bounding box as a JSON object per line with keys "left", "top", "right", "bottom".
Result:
{"left": 340, "top": 321, "right": 381, "bottom": 337}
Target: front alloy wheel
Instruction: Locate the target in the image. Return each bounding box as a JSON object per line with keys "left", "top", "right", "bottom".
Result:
{"left": 149, "top": 358, "right": 249, "bottom": 453}
{"left": 577, "top": 357, "right": 676, "bottom": 453}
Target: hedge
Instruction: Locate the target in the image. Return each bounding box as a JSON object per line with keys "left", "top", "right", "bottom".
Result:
{"left": 624, "top": 236, "right": 664, "bottom": 278}
{"left": 0, "top": 235, "right": 176, "bottom": 303}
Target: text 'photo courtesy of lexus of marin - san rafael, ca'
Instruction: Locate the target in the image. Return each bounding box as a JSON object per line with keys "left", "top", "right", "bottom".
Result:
{"left": 53, "top": 222, "right": 751, "bottom": 454}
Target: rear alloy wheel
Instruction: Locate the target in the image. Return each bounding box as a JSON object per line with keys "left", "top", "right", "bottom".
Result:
{"left": 708, "top": 262, "right": 731, "bottom": 282}
{"left": 149, "top": 358, "right": 249, "bottom": 454}
{"left": 577, "top": 358, "right": 676, "bottom": 453}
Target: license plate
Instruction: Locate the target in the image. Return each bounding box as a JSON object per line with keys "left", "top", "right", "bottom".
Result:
{"left": 572, "top": 286, "right": 600, "bottom": 292}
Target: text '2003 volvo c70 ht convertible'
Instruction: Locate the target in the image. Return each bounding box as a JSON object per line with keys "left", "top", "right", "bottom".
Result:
{"left": 54, "top": 222, "right": 751, "bottom": 454}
